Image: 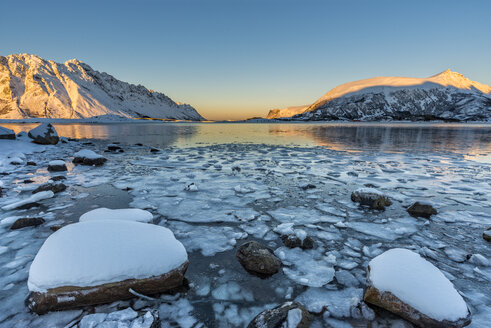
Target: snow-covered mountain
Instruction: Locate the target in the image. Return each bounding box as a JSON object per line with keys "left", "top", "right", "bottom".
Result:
{"left": 266, "top": 105, "right": 308, "bottom": 119}
{"left": 0, "top": 54, "right": 205, "bottom": 120}
{"left": 269, "top": 70, "right": 491, "bottom": 121}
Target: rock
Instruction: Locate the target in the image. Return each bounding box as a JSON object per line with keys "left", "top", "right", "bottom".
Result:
{"left": 483, "top": 228, "right": 491, "bottom": 242}
{"left": 281, "top": 234, "right": 314, "bottom": 250}
{"left": 0, "top": 126, "right": 16, "bottom": 139}
{"left": 184, "top": 183, "right": 198, "bottom": 192}
{"left": 232, "top": 166, "right": 241, "bottom": 172}
{"left": 150, "top": 147, "right": 160, "bottom": 153}
{"left": 78, "top": 308, "right": 160, "bottom": 328}
{"left": 26, "top": 161, "right": 37, "bottom": 166}
{"left": 51, "top": 175, "right": 67, "bottom": 181}
{"left": 247, "top": 302, "right": 312, "bottom": 328}
{"left": 351, "top": 188, "right": 392, "bottom": 210}
{"left": 236, "top": 241, "right": 281, "bottom": 276}
{"left": 11, "top": 217, "right": 45, "bottom": 230}
{"left": 364, "top": 248, "right": 471, "bottom": 328}
{"left": 407, "top": 202, "right": 437, "bottom": 218}
{"left": 50, "top": 225, "right": 63, "bottom": 232}
{"left": 48, "top": 160, "right": 67, "bottom": 172}
{"left": 27, "top": 220, "right": 188, "bottom": 314}
{"left": 107, "top": 144, "right": 122, "bottom": 151}
{"left": 73, "top": 149, "right": 107, "bottom": 166}
{"left": 301, "top": 183, "right": 316, "bottom": 190}
{"left": 28, "top": 123, "right": 59, "bottom": 145}
{"left": 33, "top": 183, "right": 67, "bottom": 194}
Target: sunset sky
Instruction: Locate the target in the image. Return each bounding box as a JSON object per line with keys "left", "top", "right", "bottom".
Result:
{"left": 2, "top": 0, "right": 490, "bottom": 120}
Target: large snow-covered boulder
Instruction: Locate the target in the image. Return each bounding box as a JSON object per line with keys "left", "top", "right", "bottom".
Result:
{"left": 0, "top": 126, "right": 15, "bottom": 139}
{"left": 47, "top": 160, "right": 67, "bottom": 172}
{"left": 73, "top": 149, "right": 107, "bottom": 166}
{"left": 79, "top": 208, "right": 153, "bottom": 223}
{"left": 27, "top": 220, "right": 188, "bottom": 314}
{"left": 364, "top": 248, "right": 471, "bottom": 327}
{"left": 28, "top": 123, "right": 59, "bottom": 144}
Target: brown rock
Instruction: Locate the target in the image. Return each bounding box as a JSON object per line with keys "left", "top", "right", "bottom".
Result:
{"left": 27, "top": 261, "right": 188, "bottom": 314}
{"left": 33, "top": 183, "right": 67, "bottom": 194}
{"left": 236, "top": 241, "right": 281, "bottom": 276}
{"left": 483, "top": 228, "right": 491, "bottom": 242}
{"left": 11, "top": 217, "right": 45, "bottom": 230}
{"left": 48, "top": 162, "right": 67, "bottom": 172}
{"left": 281, "top": 234, "right": 314, "bottom": 250}
{"left": 407, "top": 202, "right": 437, "bottom": 219}
{"left": 351, "top": 189, "right": 392, "bottom": 210}
{"left": 248, "top": 302, "right": 311, "bottom": 328}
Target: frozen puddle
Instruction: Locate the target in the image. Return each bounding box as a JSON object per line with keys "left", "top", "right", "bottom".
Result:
{"left": 0, "top": 139, "right": 490, "bottom": 327}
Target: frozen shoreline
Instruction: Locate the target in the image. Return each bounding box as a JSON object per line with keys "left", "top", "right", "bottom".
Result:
{"left": 0, "top": 135, "right": 490, "bottom": 327}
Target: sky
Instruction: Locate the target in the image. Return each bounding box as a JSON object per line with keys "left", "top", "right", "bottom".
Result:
{"left": 1, "top": 0, "right": 490, "bottom": 120}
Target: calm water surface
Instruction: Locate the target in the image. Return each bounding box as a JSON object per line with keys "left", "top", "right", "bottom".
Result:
{"left": 4, "top": 122, "right": 491, "bottom": 162}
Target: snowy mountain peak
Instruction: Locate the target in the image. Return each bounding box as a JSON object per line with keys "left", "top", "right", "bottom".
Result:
{"left": 268, "top": 70, "right": 491, "bottom": 121}
{"left": 0, "top": 54, "right": 205, "bottom": 120}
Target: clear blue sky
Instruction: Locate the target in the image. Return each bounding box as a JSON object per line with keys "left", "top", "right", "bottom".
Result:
{"left": 2, "top": 0, "right": 490, "bottom": 120}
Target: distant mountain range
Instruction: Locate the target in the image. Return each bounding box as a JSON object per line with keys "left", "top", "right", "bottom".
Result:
{"left": 267, "top": 70, "right": 491, "bottom": 121}
{"left": 0, "top": 54, "right": 204, "bottom": 120}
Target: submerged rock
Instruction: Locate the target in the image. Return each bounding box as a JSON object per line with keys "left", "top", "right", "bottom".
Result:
{"left": 236, "top": 241, "right": 281, "bottom": 276}
{"left": 27, "top": 220, "right": 188, "bottom": 314}
{"left": 351, "top": 188, "right": 392, "bottom": 210}
{"left": 247, "top": 302, "right": 311, "bottom": 328}
{"left": 33, "top": 182, "right": 67, "bottom": 194}
{"left": 107, "top": 144, "right": 122, "bottom": 151}
{"left": 47, "top": 160, "right": 67, "bottom": 172}
{"left": 0, "top": 126, "right": 15, "bottom": 139}
{"left": 407, "top": 202, "right": 437, "bottom": 219}
{"left": 10, "top": 217, "right": 45, "bottom": 230}
{"left": 364, "top": 248, "right": 471, "bottom": 328}
{"left": 28, "top": 123, "right": 59, "bottom": 145}
{"left": 78, "top": 308, "right": 160, "bottom": 328}
{"left": 73, "top": 149, "right": 107, "bottom": 166}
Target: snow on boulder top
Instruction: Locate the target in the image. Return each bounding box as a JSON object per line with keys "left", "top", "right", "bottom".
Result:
{"left": 48, "top": 160, "right": 65, "bottom": 166}
{"left": 79, "top": 208, "right": 153, "bottom": 223}
{"left": 367, "top": 248, "right": 469, "bottom": 322}
{"left": 74, "top": 149, "right": 104, "bottom": 159}
{"left": 28, "top": 220, "right": 187, "bottom": 292}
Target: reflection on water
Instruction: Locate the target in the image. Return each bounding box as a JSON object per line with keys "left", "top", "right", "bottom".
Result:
{"left": 3, "top": 122, "right": 490, "bottom": 160}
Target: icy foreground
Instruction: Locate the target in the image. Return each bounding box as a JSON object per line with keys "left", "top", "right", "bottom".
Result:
{"left": 268, "top": 70, "right": 491, "bottom": 121}
{"left": 0, "top": 54, "right": 204, "bottom": 120}
{"left": 0, "top": 137, "right": 490, "bottom": 326}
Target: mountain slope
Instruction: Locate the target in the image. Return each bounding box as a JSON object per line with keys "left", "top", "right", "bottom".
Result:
{"left": 273, "top": 70, "right": 491, "bottom": 121}
{"left": 267, "top": 105, "right": 309, "bottom": 119}
{"left": 0, "top": 54, "right": 205, "bottom": 120}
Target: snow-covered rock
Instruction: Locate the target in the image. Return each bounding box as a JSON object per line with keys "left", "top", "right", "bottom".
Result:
{"left": 27, "top": 220, "right": 188, "bottom": 314}
{"left": 47, "top": 159, "right": 67, "bottom": 172}
{"left": 73, "top": 149, "right": 107, "bottom": 166}
{"left": 79, "top": 207, "right": 153, "bottom": 223}
{"left": 1, "top": 190, "right": 54, "bottom": 210}
{"left": 0, "top": 126, "right": 15, "bottom": 139}
{"left": 28, "top": 123, "right": 59, "bottom": 144}
{"left": 271, "top": 70, "right": 491, "bottom": 121}
{"left": 364, "top": 248, "right": 471, "bottom": 327}
{"left": 0, "top": 54, "right": 205, "bottom": 120}
{"left": 247, "top": 302, "right": 311, "bottom": 328}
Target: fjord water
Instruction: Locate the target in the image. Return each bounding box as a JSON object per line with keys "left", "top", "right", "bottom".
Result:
{"left": 4, "top": 122, "right": 491, "bottom": 161}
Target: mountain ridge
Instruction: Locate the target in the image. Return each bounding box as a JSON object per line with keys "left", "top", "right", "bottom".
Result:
{"left": 267, "top": 70, "right": 491, "bottom": 121}
{"left": 0, "top": 54, "right": 205, "bottom": 120}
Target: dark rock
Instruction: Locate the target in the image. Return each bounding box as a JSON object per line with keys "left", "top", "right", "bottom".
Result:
{"left": 236, "top": 241, "right": 281, "bottom": 276}
{"left": 51, "top": 176, "right": 67, "bottom": 181}
{"left": 27, "top": 261, "right": 189, "bottom": 314}
{"left": 407, "top": 202, "right": 437, "bottom": 219}
{"left": 483, "top": 228, "right": 491, "bottom": 242}
{"left": 351, "top": 189, "right": 392, "bottom": 210}
{"left": 24, "top": 179, "right": 34, "bottom": 184}
{"left": 17, "top": 202, "right": 41, "bottom": 210}
{"left": 281, "top": 234, "right": 314, "bottom": 250}
{"left": 107, "top": 144, "right": 122, "bottom": 151}
{"left": 0, "top": 126, "right": 16, "bottom": 140}
{"left": 135, "top": 143, "right": 143, "bottom": 146}
{"left": 50, "top": 225, "right": 63, "bottom": 232}
{"left": 301, "top": 184, "right": 316, "bottom": 190}
{"left": 48, "top": 161, "right": 67, "bottom": 172}
{"left": 11, "top": 217, "right": 45, "bottom": 230}
{"left": 26, "top": 161, "right": 37, "bottom": 166}
{"left": 73, "top": 156, "right": 107, "bottom": 166}
{"left": 28, "top": 123, "right": 59, "bottom": 145}
{"left": 247, "top": 302, "right": 312, "bottom": 328}
{"left": 150, "top": 147, "right": 160, "bottom": 153}
{"left": 118, "top": 149, "right": 125, "bottom": 153}
{"left": 33, "top": 183, "right": 67, "bottom": 194}
{"left": 232, "top": 166, "right": 241, "bottom": 172}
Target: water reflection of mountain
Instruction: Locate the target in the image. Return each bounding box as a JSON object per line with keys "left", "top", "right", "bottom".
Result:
{"left": 3, "top": 123, "right": 199, "bottom": 148}
{"left": 269, "top": 124, "right": 491, "bottom": 155}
